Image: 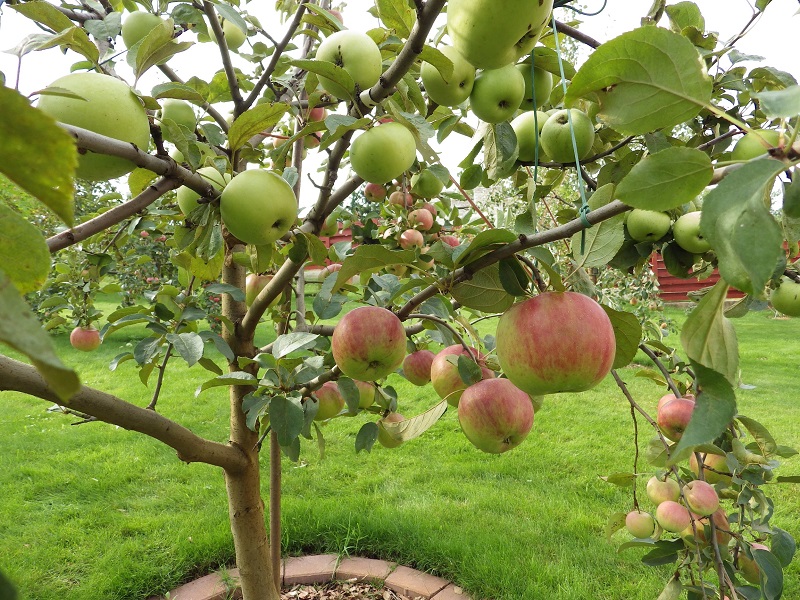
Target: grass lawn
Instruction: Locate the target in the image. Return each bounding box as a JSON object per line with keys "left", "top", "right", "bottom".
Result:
{"left": 1, "top": 301, "right": 798, "bottom": 600}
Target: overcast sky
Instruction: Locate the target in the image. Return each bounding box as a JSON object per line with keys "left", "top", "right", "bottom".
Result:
{"left": 1, "top": 1, "right": 797, "bottom": 207}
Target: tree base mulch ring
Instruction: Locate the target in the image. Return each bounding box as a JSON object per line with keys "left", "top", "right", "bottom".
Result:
{"left": 283, "top": 581, "right": 424, "bottom": 599}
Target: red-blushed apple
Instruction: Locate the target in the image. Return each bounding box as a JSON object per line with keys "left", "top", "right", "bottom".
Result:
{"left": 355, "top": 380, "right": 376, "bottom": 409}
{"left": 70, "top": 326, "right": 101, "bottom": 352}
{"left": 646, "top": 476, "right": 680, "bottom": 505}
{"left": 245, "top": 274, "right": 281, "bottom": 308}
{"left": 416, "top": 248, "right": 434, "bottom": 271}
{"left": 140, "top": 230, "right": 150, "bottom": 238}
{"left": 399, "top": 229, "right": 424, "bottom": 249}
{"left": 365, "top": 182, "right": 387, "bottom": 202}
{"left": 440, "top": 235, "right": 460, "bottom": 247}
{"left": 655, "top": 500, "right": 692, "bottom": 533}
{"left": 625, "top": 510, "right": 657, "bottom": 538}
{"left": 377, "top": 412, "right": 405, "bottom": 448}
{"left": 320, "top": 262, "right": 342, "bottom": 281}
{"left": 738, "top": 542, "right": 770, "bottom": 584}
{"left": 682, "top": 508, "right": 732, "bottom": 548}
{"left": 422, "top": 202, "right": 437, "bottom": 216}
{"left": 457, "top": 378, "right": 534, "bottom": 454}
{"left": 408, "top": 209, "right": 434, "bottom": 231}
{"left": 331, "top": 306, "right": 406, "bottom": 381}
{"left": 657, "top": 396, "right": 695, "bottom": 441}
{"left": 328, "top": 9, "right": 343, "bottom": 24}
{"left": 389, "top": 190, "right": 413, "bottom": 208}
{"left": 690, "top": 452, "right": 732, "bottom": 485}
{"left": 430, "top": 345, "right": 495, "bottom": 406}
{"left": 683, "top": 480, "right": 720, "bottom": 516}
{"left": 657, "top": 392, "right": 695, "bottom": 411}
{"left": 313, "top": 381, "right": 345, "bottom": 421}
{"left": 306, "top": 106, "right": 326, "bottom": 122}
{"left": 495, "top": 291, "right": 615, "bottom": 395}
{"left": 402, "top": 349, "right": 436, "bottom": 386}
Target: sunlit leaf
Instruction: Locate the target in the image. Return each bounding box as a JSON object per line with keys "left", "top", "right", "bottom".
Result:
{"left": 0, "top": 204, "right": 50, "bottom": 294}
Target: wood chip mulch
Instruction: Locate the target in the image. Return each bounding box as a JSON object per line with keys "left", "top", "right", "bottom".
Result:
{"left": 281, "top": 581, "right": 425, "bottom": 600}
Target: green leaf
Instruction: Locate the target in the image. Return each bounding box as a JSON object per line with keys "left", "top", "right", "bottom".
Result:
{"left": 700, "top": 159, "right": 785, "bottom": 295}
{"left": 228, "top": 103, "right": 288, "bottom": 151}
{"left": 483, "top": 122, "right": 518, "bottom": 180}
{"left": 166, "top": 332, "right": 204, "bottom": 367}
{"left": 498, "top": 256, "right": 530, "bottom": 296}
{"left": 0, "top": 270, "right": 79, "bottom": 402}
{"left": 0, "top": 86, "right": 75, "bottom": 225}
{"left": 753, "top": 548, "right": 784, "bottom": 600}
{"left": 272, "top": 332, "right": 319, "bottom": 360}
{"left": 455, "top": 355, "right": 483, "bottom": 386}
{"left": 616, "top": 147, "right": 712, "bottom": 211}
{"left": 753, "top": 85, "right": 800, "bottom": 118}
{"left": 376, "top": 0, "right": 415, "bottom": 37}
{"left": 600, "top": 472, "right": 636, "bottom": 487}
{"left": 656, "top": 576, "right": 682, "bottom": 600}
{"left": 665, "top": 2, "right": 705, "bottom": 31}
{"left": 770, "top": 528, "right": 797, "bottom": 568}
{"left": 196, "top": 371, "right": 257, "bottom": 396}
{"left": 571, "top": 214, "right": 625, "bottom": 268}
{"left": 737, "top": 415, "right": 778, "bottom": 458}
{"left": 602, "top": 305, "right": 642, "bottom": 369}
{"left": 0, "top": 204, "right": 50, "bottom": 294}
{"left": 378, "top": 399, "right": 447, "bottom": 443}
{"left": 35, "top": 26, "right": 99, "bottom": 64}
{"left": 198, "top": 330, "right": 234, "bottom": 363}
{"left": 605, "top": 512, "right": 626, "bottom": 541}
{"left": 204, "top": 282, "right": 246, "bottom": 303}
{"left": 331, "top": 246, "right": 416, "bottom": 292}
{"left": 532, "top": 46, "right": 576, "bottom": 80}
{"left": 451, "top": 263, "right": 514, "bottom": 313}
{"left": 667, "top": 363, "right": 736, "bottom": 465}
{"left": 680, "top": 279, "right": 738, "bottom": 384}
{"left": 419, "top": 45, "right": 454, "bottom": 81}
{"left": 130, "top": 19, "right": 190, "bottom": 80}
{"left": 355, "top": 422, "right": 379, "bottom": 453}
{"left": 270, "top": 396, "right": 305, "bottom": 447}
{"left": 128, "top": 167, "right": 158, "bottom": 197}
{"left": 151, "top": 82, "right": 207, "bottom": 105}
{"left": 565, "top": 27, "right": 712, "bottom": 135}
{"left": 11, "top": 2, "right": 74, "bottom": 31}
{"left": 289, "top": 58, "right": 355, "bottom": 99}
{"left": 453, "top": 229, "right": 518, "bottom": 268}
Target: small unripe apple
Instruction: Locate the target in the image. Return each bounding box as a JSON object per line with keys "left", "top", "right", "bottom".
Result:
{"left": 646, "top": 476, "right": 680, "bottom": 505}
{"left": 70, "top": 326, "right": 102, "bottom": 352}
{"left": 683, "top": 480, "right": 720, "bottom": 516}
{"left": 770, "top": 276, "right": 800, "bottom": 317}
{"left": 355, "top": 380, "right": 376, "bottom": 409}
{"left": 377, "top": 412, "right": 405, "bottom": 448}
{"left": 625, "top": 510, "right": 657, "bottom": 538}
{"left": 655, "top": 500, "right": 692, "bottom": 533}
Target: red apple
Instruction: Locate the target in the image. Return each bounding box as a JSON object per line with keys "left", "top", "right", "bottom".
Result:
{"left": 657, "top": 396, "right": 695, "bottom": 441}
{"left": 646, "top": 476, "right": 680, "bottom": 505}
{"left": 313, "top": 381, "right": 345, "bottom": 421}
{"left": 655, "top": 500, "right": 692, "bottom": 533}
{"left": 422, "top": 202, "right": 437, "bottom": 216}
{"left": 683, "top": 480, "right": 720, "bottom": 516}
{"left": 320, "top": 262, "right": 342, "bottom": 280}
{"left": 408, "top": 209, "right": 434, "bottom": 231}
{"left": 306, "top": 106, "right": 326, "bottom": 122}
{"left": 657, "top": 392, "right": 695, "bottom": 411}
{"left": 690, "top": 452, "right": 732, "bottom": 485}
{"left": 739, "top": 542, "right": 770, "bottom": 584}
{"left": 625, "top": 510, "right": 657, "bottom": 538}
{"left": 389, "top": 190, "right": 413, "bottom": 208}
{"left": 328, "top": 9, "right": 343, "bottom": 24}
{"left": 430, "top": 344, "right": 494, "bottom": 407}
{"left": 377, "top": 412, "right": 404, "bottom": 448}
{"left": 682, "top": 508, "right": 732, "bottom": 548}
{"left": 495, "top": 292, "right": 616, "bottom": 395}
{"left": 365, "top": 182, "right": 387, "bottom": 202}
{"left": 403, "top": 349, "right": 436, "bottom": 386}
{"left": 399, "top": 229, "right": 424, "bottom": 249}
{"left": 140, "top": 230, "right": 150, "bottom": 238}
{"left": 355, "top": 380, "right": 376, "bottom": 409}
{"left": 457, "top": 378, "right": 534, "bottom": 454}
{"left": 331, "top": 306, "right": 406, "bottom": 381}
{"left": 439, "top": 235, "right": 460, "bottom": 247}
{"left": 69, "top": 326, "right": 101, "bottom": 352}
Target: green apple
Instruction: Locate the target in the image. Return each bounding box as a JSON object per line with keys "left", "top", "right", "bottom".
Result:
{"left": 221, "top": 19, "right": 247, "bottom": 50}
{"left": 177, "top": 166, "right": 230, "bottom": 215}
{"left": 420, "top": 45, "right": 476, "bottom": 107}
{"left": 37, "top": 72, "right": 151, "bottom": 181}
{"left": 731, "top": 129, "right": 782, "bottom": 161}
{"left": 625, "top": 209, "right": 672, "bottom": 242}
{"left": 410, "top": 169, "right": 444, "bottom": 198}
{"left": 447, "top": 0, "right": 554, "bottom": 69}
{"left": 511, "top": 110, "right": 550, "bottom": 162}
{"left": 672, "top": 211, "right": 711, "bottom": 254}
{"left": 220, "top": 170, "right": 298, "bottom": 245}
{"left": 469, "top": 64, "right": 525, "bottom": 123}
{"left": 159, "top": 99, "right": 196, "bottom": 142}
{"left": 121, "top": 11, "right": 164, "bottom": 48}
{"left": 770, "top": 277, "right": 800, "bottom": 317}
{"left": 315, "top": 30, "right": 382, "bottom": 99}
{"left": 516, "top": 61, "right": 553, "bottom": 110}
{"left": 540, "top": 108, "right": 595, "bottom": 163}
{"left": 350, "top": 123, "right": 417, "bottom": 184}
{"left": 245, "top": 274, "right": 281, "bottom": 308}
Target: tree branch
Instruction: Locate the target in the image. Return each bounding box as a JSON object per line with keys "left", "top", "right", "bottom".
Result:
{"left": 553, "top": 19, "right": 601, "bottom": 49}
{"left": 0, "top": 354, "right": 248, "bottom": 473}
{"left": 202, "top": 1, "right": 244, "bottom": 113}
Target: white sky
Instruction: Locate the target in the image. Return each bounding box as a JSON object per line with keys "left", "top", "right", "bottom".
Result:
{"left": 1, "top": 1, "right": 798, "bottom": 208}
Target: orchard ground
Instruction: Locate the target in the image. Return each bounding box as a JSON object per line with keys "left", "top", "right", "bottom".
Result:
{"left": 2, "top": 299, "right": 799, "bottom": 600}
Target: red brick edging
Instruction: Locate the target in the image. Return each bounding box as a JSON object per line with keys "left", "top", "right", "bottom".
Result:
{"left": 147, "top": 554, "right": 471, "bottom": 600}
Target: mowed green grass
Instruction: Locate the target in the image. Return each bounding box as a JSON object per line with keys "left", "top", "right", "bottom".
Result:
{"left": 1, "top": 302, "right": 798, "bottom": 600}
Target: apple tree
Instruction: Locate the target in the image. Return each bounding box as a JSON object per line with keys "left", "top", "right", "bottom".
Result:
{"left": 1, "top": 0, "right": 799, "bottom": 599}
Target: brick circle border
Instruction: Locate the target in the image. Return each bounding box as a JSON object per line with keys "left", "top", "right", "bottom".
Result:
{"left": 147, "top": 554, "right": 471, "bottom": 600}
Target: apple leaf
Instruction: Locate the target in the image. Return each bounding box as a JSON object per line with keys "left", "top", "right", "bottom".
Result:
{"left": 700, "top": 159, "right": 785, "bottom": 295}
{"left": 737, "top": 415, "right": 778, "bottom": 458}
{"left": 483, "top": 122, "right": 518, "bottom": 181}
{"left": 0, "top": 270, "right": 80, "bottom": 402}
{"left": 419, "top": 45, "right": 454, "bottom": 81}
{"left": 646, "top": 437, "right": 670, "bottom": 467}
{"left": 665, "top": 2, "right": 705, "bottom": 31}
{"left": 336, "top": 378, "right": 360, "bottom": 415}
{"left": 453, "top": 229, "right": 518, "bottom": 268}
{"left": 770, "top": 529, "right": 797, "bottom": 568}
{"left": 151, "top": 82, "right": 207, "bottom": 105}
{"left": 227, "top": 103, "right": 288, "bottom": 152}
{"left": 600, "top": 472, "right": 636, "bottom": 487}
{"left": 270, "top": 396, "right": 305, "bottom": 447}
{"left": 655, "top": 576, "right": 682, "bottom": 600}
{"left": 680, "top": 279, "right": 738, "bottom": 385}
{"left": 165, "top": 332, "right": 204, "bottom": 367}
{"left": 666, "top": 363, "right": 736, "bottom": 466}
{"left": 602, "top": 305, "right": 642, "bottom": 369}
{"left": 753, "top": 548, "right": 784, "bottom": 600}
{"left": 565, "top": 27, "right": 712, "bottom": 135}
{"left": 605, "top": 512, "right": 627, "bottom": 541}
{"left": 355, "top": 422, "right": 379, "bottom": 453}
{"left": 272, "top": 332, "right": 319, "bottom": 360}
{"left": 0, "top": 204, "right": 50, "bottom": 294}
{"left": 753, "top": 85, "right": 800, "bottom": 118}
{"left": 376, "top": 0, "right": 415, "bottom": 38}
{"left": 34, "top": 26, "right": 99, "bottom": 64}
{"left": 289, "top": 59, "right": 355, "bottom": 99}
{"left": 195, "top": 370, "right": 257, "bottom": 396}
{"left": 0, "top": 85, "right": 76, "bottom": 226}
{"left": 378, "top": 399, "right": 447, "bottom": 443}
{"left": 451, "top": 263, "right": 515, "bottom": 313}
{"left": 615, "top": 147, "right": 713, "bottom": 211}
{"left": 571, "top": 214, "right": 625, "bottom": 268}
{"left": 330, "top": 246, "right": 416, "bottom": 293}
{"left": 11, "top": 2, "right": 73, "bottom": 31}
{"left": 532, "top": 46, "right": 576, "bottom": 80}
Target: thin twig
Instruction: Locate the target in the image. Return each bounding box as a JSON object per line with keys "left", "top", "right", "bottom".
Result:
{"left": 638, "top": 344, "right": 682, "bottom": 397}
